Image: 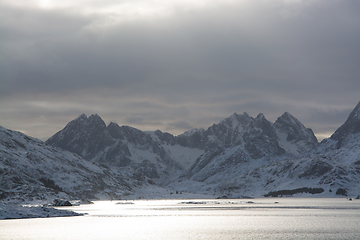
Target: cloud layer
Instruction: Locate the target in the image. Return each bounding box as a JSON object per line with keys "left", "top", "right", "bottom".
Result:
{"left": 0, "top": 0, "right": 359, "bottom": 140}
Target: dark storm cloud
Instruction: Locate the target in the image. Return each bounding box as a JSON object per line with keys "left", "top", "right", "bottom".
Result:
{"left": 1, "top": 0, "right": 358, "bottom": 97}
{"left": 0, "top": 0, "right": 359, "bottom": 140}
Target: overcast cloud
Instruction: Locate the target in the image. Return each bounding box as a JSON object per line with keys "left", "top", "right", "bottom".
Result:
{"left": 0, "top": 0, "right": 359, "bottom": 140}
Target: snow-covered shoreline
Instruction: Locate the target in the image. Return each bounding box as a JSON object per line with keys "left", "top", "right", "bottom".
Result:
{"left": 2, "top": 194, "right": 356, "bottom": 220}
{"left": 0, "top": 203, "right": 84, "bottom": 220}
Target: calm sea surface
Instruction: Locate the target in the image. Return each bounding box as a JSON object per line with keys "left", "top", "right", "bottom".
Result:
{"left": 1, "top": 198, "right": 359, "bottom": 239}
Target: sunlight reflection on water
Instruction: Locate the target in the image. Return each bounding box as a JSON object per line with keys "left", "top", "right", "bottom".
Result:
{"left": 1, "top": 198, "right": 359, "bottom": 240}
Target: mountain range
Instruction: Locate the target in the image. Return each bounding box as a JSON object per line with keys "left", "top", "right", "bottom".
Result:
{"left": 1, "top": 102, "right": 359, "bottom": 205}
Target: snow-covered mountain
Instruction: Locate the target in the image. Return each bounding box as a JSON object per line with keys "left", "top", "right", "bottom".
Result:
{"left": 329, "top": 101, "right": 360, "bottom": 149}
{"left": 174, "top": 111, "right": 318, "bottom": 155}
{"left": 169, "top": 103, "right": 360, "bottom": 198}
{"left": 45, "top": 111, "right": 318, "bottom": 182}
{"left": 274, "top": 112, "right": 318, "bottom": 154}
{"left": 45, "top": 114, "right": 203, "bottom": 179}
{"left": 0, "top": 126, "right": 134, "bottom": 204}
{"left": 1, "top": 102, "right": 359, "bottom": 208}
{"left": 170, "top": 142, "right": 359, "bottom": 198}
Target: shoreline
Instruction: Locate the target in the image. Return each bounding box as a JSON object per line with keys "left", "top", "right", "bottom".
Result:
{"left": 1, "top": 196, "right": 357, "bottom": 220}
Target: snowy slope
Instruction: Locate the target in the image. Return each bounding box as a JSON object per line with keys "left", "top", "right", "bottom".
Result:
{"left": 176, "top": 111, "right": 319, "bottom": 183}
{"left": 44, "top": 111, "right": 321, "bottom": 196}
{"left": 175, "top": 111, "right": 318, "bottom": 155}
{"left": 45, "top": 115, "right": 194, "bottom": 179}
{"left": 330, "top": 101, "right": 360, "bottom": 148}
{"left": 168, "top": 143, "right": 359, "bottom": 198}
{"left": 45, "top": 111, "right": 318, "bottom": 184}
{"left": 168, "top": 102, "right": 360, "bottom": 198}
{"left": 0, "top": 126, "right": 134, "bottom": 204}
{"left": 274, "top": 112, "right": 318, "bottom": 154}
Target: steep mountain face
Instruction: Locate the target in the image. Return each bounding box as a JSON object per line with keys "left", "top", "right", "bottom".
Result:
{"left": 169, "top": 103, "right": 360, "bottom": 198}
{"left": 175, "top": 112, "right": 318, "bottom": 156}
{"left": 46, "top": 111, "right": 318, "bottom": 181}
{"left": 45, "top": 114, "right": 110, "bottom": 160}
{"left": 274, "top": 112, "right": 319, "bottom": 154}
{"left": 175, "top": 113, "right": 253, "bottom": 149}
{"left": 173, "top": 141, "right": 359, "bottom": 198}
{"left": 330, "top": 102, "right": 360, "bottom": 149}
{"left": 0, "top": 126, "right": 134, "bottom": 203}
{"left": 46, "top": 114, "right": 203, "bottom": 178}
{"left": 168, "top": 112, "right": 317, "bottom": 174}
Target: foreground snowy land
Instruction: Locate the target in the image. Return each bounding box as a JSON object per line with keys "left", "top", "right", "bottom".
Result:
{"left": 1, "top": 102, "right": 360, "bottom": 219}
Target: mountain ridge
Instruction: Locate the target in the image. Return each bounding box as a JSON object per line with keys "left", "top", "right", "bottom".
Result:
{"left": 169, "top": 102, "right": 360, "bottom": 198}
{"left": 45, "top": 111, "right": 319, "bottom": 178}
{"left": 1, "top": 102, "right": 359, "bottom": 207}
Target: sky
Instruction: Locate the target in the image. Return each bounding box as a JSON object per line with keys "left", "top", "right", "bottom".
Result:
{"left": 0, "top": 0, "right": 359, "bottom": 141}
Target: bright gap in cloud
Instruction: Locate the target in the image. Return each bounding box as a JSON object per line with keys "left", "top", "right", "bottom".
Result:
{"left": 5, "top": 0, "right": 216, "bottom": 14}
{"left": 3, "top": 0, "right": 245, "bottom": 23}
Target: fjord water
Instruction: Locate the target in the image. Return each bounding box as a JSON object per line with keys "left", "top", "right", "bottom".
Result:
{"left": 1, "top": 198, "right": 359, "bottom": 240}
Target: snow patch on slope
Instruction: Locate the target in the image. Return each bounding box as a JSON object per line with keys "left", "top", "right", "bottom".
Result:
{"left": 276, "top": 129, "right": 305, "bottom": 154}
{"left": 162, "top": 144, "right": 204, "bottom": 169}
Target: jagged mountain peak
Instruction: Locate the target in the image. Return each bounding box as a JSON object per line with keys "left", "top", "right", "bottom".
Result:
{"left": 220, "top": 112, "right": 237, "bottom": 124}
{"left": 275, "top": 112, "right": 316, "bottom": 139}
{"left": 107, "top": 121, "right": 119, "bottom": 128}
{"left": 77, "top": 113, "right": 87, "bottom": 120}
{"left": 252, "top": 113, "right": 272, "bottom": 130}
{"left": 275, "top": 112, "right": 314, "bottom": 135}
{"left": 87, "top": 114, "right": 106, "bottom": 127}
{"left": 275, "top": 112, "right": 303, "bottom": 128}
{"left": 354, "top": 101, "right": 360, "bottom": 118}
{"left": 88, "top": 113, "right": 102, "bottom": 120}
{"left": 249, "top": 113, "right": 277, "bottom": 141}
{"left": 273, "top": 111, "right": 318, "bottom": 154}
{"left": 107, "top": 122, "right": 123, "bottom": 139}
{"left": 74, "top": 113, "right": 102, "bottom": 121}
{"left": 239, "top": 112, "right": 253, "bottom": 121}
{"left": 66, "top": 113, "right": 106, "bottom": 130}
{"left": 243, "top": 112, "right": 250, "bottom": 118}
{"left": 219, "top": 112, "right": 253, "bottom": 128}
{"left": 54, "top": 113, "right": 105, "bottom": 136}
{"left": 227, "top": 112, "right": 251, "bottom": 120}
{"left": 330, "top": 101, "right": 360, "bottom": 146}
{"left": 45, "top": 113, "right": 108, "bottom": 159}
{"left": 46, "top": 114, "right": 188, "bottom": 175}
{"left": 173, "top": 110, "right": 317, "bottom": 155}
{"left": 279, "top": 111, "right": 297, "bottom": 121}
{"left": 230, "top": 112, "right": 238, "bottom": 118}
{"left": 255, "top": 113, "right": 266, "bottom": 120}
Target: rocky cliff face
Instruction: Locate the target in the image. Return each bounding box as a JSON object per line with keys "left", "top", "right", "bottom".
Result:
{"left": 274, "top": 112, "right": 319, "bottom": 154}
